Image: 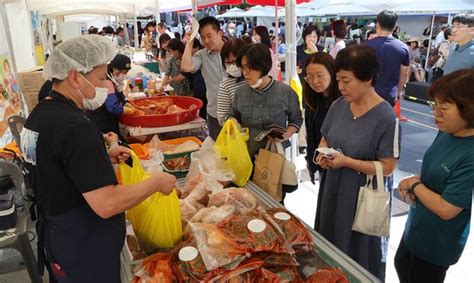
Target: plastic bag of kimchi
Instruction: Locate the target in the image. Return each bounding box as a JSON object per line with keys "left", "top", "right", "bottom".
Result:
{"left": 306, "top": 267, "right": 349, "bottom": 283}
{"left": 171, "top": 237, "right": 226, "bottom": 282}
{"left": 188, "top": 222, "right": 247, "bottom": 271}
{"left": 265, "top": 208, "right": 313, "bottom": 251}
{"left": 180, "top": 199, "right": 204, "bottom": 223}
{"left": 132, "top": 253, "right": 175, "bottom": 283}
{"left": 189, "top": 205, "right": 237, "bottom": 224}
{"left": 208, "top": 188, "right": 258, "bottom": 214}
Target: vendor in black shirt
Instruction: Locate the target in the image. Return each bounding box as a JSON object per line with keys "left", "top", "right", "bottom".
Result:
{"left": 85, "top": 54, "right": 131, "bottom": 141}
{"left": 20, "top": 35, "right": 176, "bottom": 283}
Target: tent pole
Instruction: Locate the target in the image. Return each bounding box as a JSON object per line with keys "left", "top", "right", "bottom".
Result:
{"left": 134, "top": 5, "right": 139, "bottom": 49}
{"left": 424, "top": 11, "right": 436, "bottom": 70}
{"left": 285, "top": 0, "right": 298, "bottom": 162}
{"left": 155, "top": 0, "right": 161, "bottom": 23}
{"left": 192, "top": 0, "right": 197, "bottom": 15}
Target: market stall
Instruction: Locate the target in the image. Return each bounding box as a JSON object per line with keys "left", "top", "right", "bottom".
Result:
{"left": 115, "top": 135, "right": 381, "bottom": 282}
{"left": 120, "top": 179, "right": 381, "bottom": 282}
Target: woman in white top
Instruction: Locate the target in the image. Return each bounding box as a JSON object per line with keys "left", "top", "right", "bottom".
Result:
{"left": 252, "top": 26, "right": 279, "bottom": 78}
{"left": 329, "top": 20, "right": 347, "bottom": 59}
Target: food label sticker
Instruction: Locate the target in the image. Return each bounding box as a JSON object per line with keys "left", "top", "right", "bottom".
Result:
{"left": 247, "top": 219, "right": 266, "bottom": 233}
{"left": 179, "top": 246, "right": 199, "bottom": 262}
{"left": 274, "top": 212, "right": 291, "bottom": 221}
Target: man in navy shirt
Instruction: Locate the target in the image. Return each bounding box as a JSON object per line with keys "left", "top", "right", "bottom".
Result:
{"left": 367, "top": 10, "right": 410, "bottom": 106}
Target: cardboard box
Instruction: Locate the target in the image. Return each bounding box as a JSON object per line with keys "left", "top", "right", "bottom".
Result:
{"left": 18, "top": 67, "right": 45, "bottom": 93}
{"left": 22, "top": 91, "right": 39, "bottom": 112}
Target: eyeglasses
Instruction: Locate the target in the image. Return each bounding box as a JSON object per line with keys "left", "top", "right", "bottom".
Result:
{"left": 452, "top": 23, "right": 470, "bottom": 30}
{"left": 304, "top": 74, "right": 325, "bottom": 83}
{"left": 240, "top": 65, "right": 252, "bottom": 73}
{"left": 428, "top": 100, "right": 449, "bottom": 114}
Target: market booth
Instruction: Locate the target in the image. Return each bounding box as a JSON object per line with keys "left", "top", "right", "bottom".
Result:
{"left": 0, "top": 0, "right": 394, "bottom": 282}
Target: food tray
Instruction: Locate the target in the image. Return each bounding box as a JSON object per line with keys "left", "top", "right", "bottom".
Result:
{"left": 161, "top": 136, "right": 202, "bottom": 160}
{"left": 120, "top": 96, "right": 203, "bottom": 127}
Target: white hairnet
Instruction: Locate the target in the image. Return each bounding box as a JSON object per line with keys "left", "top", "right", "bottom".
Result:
{"left": 43, "top": 34, "right": 117, "bottom": 81}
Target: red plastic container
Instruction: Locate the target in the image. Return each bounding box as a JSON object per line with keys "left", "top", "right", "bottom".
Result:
{"left": 120, "top": 96, "right": 203, "bottom": 127}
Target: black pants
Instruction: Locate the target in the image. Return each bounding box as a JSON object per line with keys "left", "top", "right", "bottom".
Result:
{"left": 394, "top": 238, "right": 449, "bottom": 283}
{"left": 207, "top": 114, "right": 222, "bottom": 141}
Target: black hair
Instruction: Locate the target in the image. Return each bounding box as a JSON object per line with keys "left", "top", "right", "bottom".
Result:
{"left": 221, "top": 38, "right": 247, "bottom": 66}
{"left": 159, "top": 33, "right": 172, "bottom": 57}
{"left": 198, "top": 16, "right": 221, "bottom": 34}
{"left": 335, "top": 45, "right": 379, "bottom": 86}
{"left": 253, "top": 26, "right": 272, "bottom": 48}
{"left": 452, "top": 13, "right": 474, "bottom": 27}
{"left": 377, "top": 10, "right": 398, "bottom": 32}
{"left": 103, "top": 26, "right": 114, "bottom": 35}
{"left": 236, "top": 43, "right": 272, "bottom": 77}
{"left": 116, "top": 27, "right": 124, "bottom": 34}
{"left": 167, "top": 38, "right": 185, "bottom": 54}
{"left": 302, "top": 24, "right": 320, "bottom": 46}
{"left": 331, "top": 20, "right": 347, "bottom": 39}
{"left": 444, "top": 28, "right": 452, "bottom": 40}
{"left": 303, "top": 52, "right": 341, "bottom": 111}
{"left": 192, "top": 39, "right": 202, "bottom": 49}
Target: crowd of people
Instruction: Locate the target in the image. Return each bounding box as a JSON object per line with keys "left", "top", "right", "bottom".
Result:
{"left": 18, "top": 8, "right": 474, "bottom": 283}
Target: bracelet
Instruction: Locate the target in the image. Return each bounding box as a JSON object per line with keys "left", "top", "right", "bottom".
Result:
{"left": 408, "top": 181, "right": 423, "bottom": 195}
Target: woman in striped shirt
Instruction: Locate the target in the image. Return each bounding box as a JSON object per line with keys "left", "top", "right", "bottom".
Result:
{"left": 216, "top": 38, "right": 248, "bottom": 125}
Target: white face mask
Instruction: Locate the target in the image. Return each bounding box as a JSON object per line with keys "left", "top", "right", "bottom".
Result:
{"left": 226, "top": 64, "right": 241, "bottom": 78}
{"left": 111, "top": 73, "right": 127, "bottom": 92}
{"left": 250, "top": 77, "right": 263, "bottom": 89}
{"left": 79, "top": 74, "right": 108, "bottom": 111}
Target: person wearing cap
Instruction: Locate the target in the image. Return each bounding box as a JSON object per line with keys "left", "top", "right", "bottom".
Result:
{"left": 19, "top": 35, "right": 176, "bottom": 282}
{"left": 407, "top": 37, "right": 426, "bottom": 82}
{"left": 85, "top": 53, "right": 132, "bottom": 141}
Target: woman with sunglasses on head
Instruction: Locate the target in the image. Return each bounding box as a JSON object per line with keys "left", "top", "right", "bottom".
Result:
{"left": 396, "top": 69, "right": 474, "bottom": 283}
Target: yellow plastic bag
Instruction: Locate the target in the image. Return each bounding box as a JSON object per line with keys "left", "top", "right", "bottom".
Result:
{"left": 118, "top": 152, "right": 182, "bottom": 248}
{"left": 215, "top": 119, "right": 253, "bottom": 186}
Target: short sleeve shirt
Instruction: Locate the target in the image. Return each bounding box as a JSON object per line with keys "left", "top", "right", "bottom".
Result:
{"left": 443, "top": 40, "right": 474, "bottom": 75}
{"left": 404, "top": 132, "right": 474, "bottom": 267}
{"left": 192, "top": 48, "right": 227, "bottom": 118}
{"left": 21, "top": 91, "right": 125, "bottom": 280}
{"left": 367, "top": 36, "right": 410, "bottom": 105}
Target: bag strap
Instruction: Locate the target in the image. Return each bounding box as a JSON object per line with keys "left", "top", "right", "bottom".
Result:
{"left": 372, "top": 161, "right": 384, "bottom": 192}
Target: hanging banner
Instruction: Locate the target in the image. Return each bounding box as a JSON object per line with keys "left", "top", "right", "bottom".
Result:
{"left": 0, "top": 7, "right": 23, "bottom": 144}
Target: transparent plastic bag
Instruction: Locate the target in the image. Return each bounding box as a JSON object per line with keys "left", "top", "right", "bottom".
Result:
{"left": 185, "top": 137, "right": 235, "bottom": 184}
{"left": 208, "top": 188, "right": 258, "bottom": 214}
{"left": 132, "top": 253, "right": 175, "bottom": 283}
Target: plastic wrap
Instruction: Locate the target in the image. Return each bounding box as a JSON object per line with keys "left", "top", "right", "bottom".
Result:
{"left": 189, "top": 205, "right": 237, "bottom": 225}
{"left": 185, "top": 137, "right": 235, "bottom": 185}
{"left": 208, "top": 188, "right": 258, "bottom": 214}
{"left": 179, "top": 199, "right": 205, "bottom": 223}
{"left": 266, "top": 208, "right": 313, "bottom": 251}
{"left": 306, "top": 267, "right": 349, "bottom": 283}
{"left": 132, "top": 253, "right": 175, "bottom": 283}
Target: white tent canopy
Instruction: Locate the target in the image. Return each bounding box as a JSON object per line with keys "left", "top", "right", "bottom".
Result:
{"left": 216, "top": 7, "right": 243, "bottom": 18}
{"left": 393, "top": 0, "right": 474, "bottom": 14}
{"left": 242, "top": 5, "right": 284, "bottom": 18}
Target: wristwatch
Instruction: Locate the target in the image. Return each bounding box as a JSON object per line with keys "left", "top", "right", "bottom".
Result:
{"left": 408, "top": 181, "right": 423, "bottom": 195}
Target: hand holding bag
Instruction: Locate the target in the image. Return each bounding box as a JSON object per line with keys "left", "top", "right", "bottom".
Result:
{"left": 352, "top": 161, "right": 390, "bottom": 237}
